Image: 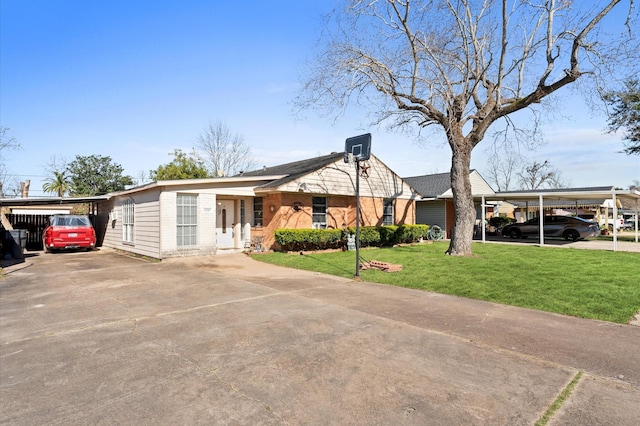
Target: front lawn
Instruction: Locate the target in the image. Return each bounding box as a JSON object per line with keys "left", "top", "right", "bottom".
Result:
{"left": 251, "top": 242, "right": 640, "bottom": 324}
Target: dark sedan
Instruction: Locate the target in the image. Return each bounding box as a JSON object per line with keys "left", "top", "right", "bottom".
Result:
{"left": 502, "top": 215, "right": 599, "bottom": 241}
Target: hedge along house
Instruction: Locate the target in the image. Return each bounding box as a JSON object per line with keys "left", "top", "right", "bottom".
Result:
{"left": 403, "top": 170, "right": 496, "bottom": 238}
{"left": 95, "top": 152, "right": 418, "bottom": 259}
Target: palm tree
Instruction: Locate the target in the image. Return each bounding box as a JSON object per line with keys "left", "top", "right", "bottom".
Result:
{"left": 42, "top": 171, "right": 70, "bottom": 197}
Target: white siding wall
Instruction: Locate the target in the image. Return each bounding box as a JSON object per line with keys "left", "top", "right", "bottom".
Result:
{"left": 277, "top": 157, "right": 416, "bottom": 199}
{"left": 441, "top": 170, "right": 495, "bottom": 197}
{"left": 132, "top": 191, "right": 161, "bottom": 258}
{"left": 469, "top": 171, "right": 495, "bottom": 194}
{"left": 100, "top": 189, "right": 161, "bottom": 259}
{"left": 159, "top": 191, "right": 176, "bottom": 256}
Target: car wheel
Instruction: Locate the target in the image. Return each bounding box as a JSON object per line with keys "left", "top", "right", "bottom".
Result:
{"left": 564, "top": 230, "right": 579, "bottom": 241}
{"left": 509, "top": 229, "right": 521, "bottom": 239}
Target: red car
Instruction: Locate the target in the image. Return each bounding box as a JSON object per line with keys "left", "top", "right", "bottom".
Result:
{"left": 43, "top": 214, "right": 96, "bottom": 252}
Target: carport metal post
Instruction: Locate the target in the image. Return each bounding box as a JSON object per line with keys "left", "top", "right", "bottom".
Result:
{"left": 481, "top": 196, "right": 486, "bottom": 242}
{"left": 612, "top": 192, "right": 618, "bottom": 252}
{"left": 538, "top": 195, "right": 544, "bottom": 246}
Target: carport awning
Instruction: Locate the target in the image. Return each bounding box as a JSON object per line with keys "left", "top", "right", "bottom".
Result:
{"left": 0, "top": 195, "right": 110, "bottom": 207}
{"left": 1, "top": 196, "right": 111, "bottom": 231}
{"left": 437, "top": 187, "right": 640, "bottom": 251}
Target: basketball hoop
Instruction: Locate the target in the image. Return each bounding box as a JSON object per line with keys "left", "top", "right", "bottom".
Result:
{"left": 344, "top": 133, "right": 371, "bottom": 163}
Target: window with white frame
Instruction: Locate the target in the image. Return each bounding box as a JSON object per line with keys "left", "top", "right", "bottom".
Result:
{"left": 253, "top": 197, "right": 263, "bottom": 227}
{"left": 312, "top": 197, "right": 327, "bottom": 229}
{"left": 122, "top": 198, "right": 134, "bottom": 243}
{"left": 177, "top": 194, "right": 198, "bottom": 246}
{"left": 383, "top": 199, "right": 394, "bottom": 225}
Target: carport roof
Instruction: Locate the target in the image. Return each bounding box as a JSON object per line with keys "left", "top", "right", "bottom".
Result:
{"left": 437, "top": 186, "right": 640, "bottom": 206}
{"left": 0, "top": 195, "right": 110, "bottom": 207}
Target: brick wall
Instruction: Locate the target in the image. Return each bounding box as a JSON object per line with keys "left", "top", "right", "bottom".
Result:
{"left": 256, "top": 193, "right": 415, "bottom": 249}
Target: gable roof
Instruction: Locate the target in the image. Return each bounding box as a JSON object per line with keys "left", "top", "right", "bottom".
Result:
{"left": 403, "top": 170, "right": 495, "bottom": 198}
{"left": 239, "top": 152, "right": 345, "bottom": 189}
{"left": 402, "top": 172, "right": 452, "bottom": 198}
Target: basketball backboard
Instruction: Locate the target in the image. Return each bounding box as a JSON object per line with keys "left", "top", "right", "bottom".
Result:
{"left": 344, "top": 133, "right": 371, "bottom": 163}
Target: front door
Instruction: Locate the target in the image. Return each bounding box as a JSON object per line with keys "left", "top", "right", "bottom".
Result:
{"left": 216, "top": 200, "right": 235, "bottom": 248}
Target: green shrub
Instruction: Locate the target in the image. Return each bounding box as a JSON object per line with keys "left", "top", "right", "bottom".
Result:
{"left": 489, "top": 216, "right": 514, "bottom": 229}
{"left": 357, "top": 226, "right": 381, "bottom": 247}
{"left": 378, "top": 225, "right": 399, "bottom": 246}
{"left": 274, "top": 224, "right": 430, "bottom": 251}
{"left": 274, "top": 229, "right": 343, "bottom": 251}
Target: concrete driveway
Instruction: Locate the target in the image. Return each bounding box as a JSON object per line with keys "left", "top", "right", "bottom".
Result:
{"left": 1, "top": 249, "right": 639, "bottom": 425}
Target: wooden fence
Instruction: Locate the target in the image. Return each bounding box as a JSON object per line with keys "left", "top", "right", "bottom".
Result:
{"left": 3, "top": 214, "right": 49, "bottom": 250}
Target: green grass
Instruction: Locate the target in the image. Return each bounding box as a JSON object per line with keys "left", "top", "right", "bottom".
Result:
{"left": 251, "top": 242, "right": 640, "bottom": 324}
{"left": 535, "top": 371, "right": 583, "bottom": 426}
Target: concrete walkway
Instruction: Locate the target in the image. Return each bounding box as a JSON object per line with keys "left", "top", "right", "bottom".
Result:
{"left": 1, "top": 250, "right": 639, "bottom": 425}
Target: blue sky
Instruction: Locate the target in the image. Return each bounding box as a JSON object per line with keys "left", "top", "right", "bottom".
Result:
{"left": 2, "top": 0, "right": 638, "bottom": 197}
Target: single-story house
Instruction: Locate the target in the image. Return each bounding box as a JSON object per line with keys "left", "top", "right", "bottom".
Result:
{"left": 403, "top": 170, "right": 496, "bottom": 238}
{"left": 95, "top": 152, "right": 418, "bottom": 259}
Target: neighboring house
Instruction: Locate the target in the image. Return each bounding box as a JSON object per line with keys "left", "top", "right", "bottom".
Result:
{"left": 95, "top": 152, "right": 418, "bottom": 259}
{"left": 404, "top": 170, "right": 495, "bottom": 238}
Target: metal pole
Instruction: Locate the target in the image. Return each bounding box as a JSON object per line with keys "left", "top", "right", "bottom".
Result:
{"left": 538, "top": 195, "right": 544, "bottom": 246}
{"left": 355, "top": 159, "right": 361, "bottom": 278}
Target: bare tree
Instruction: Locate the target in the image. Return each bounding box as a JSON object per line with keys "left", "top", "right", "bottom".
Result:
{"left": 43, "top": 155, "right": 68, "bottom": 176}
{"left": 517, "top": 160, "right": 568, "bottom": 190}
{"left": 297, "top": 0, "right": 637, "bottom": 255}
{"left": 0, "top": 126, "right": 19, "bottom": 156}
{"left": 0, "top": 126, "right": 20, "bottom": 197}
{"left": 0, "top": 170, "right": 19, "bottom": 197}
{"left": 195, "top": 121, "right": 256, "bottom": 177}
{"left": 485, "top": 145, "right": 522, "bottom": 191}
{"left": 135, "top": 170, "right": 152, "bottom": 186}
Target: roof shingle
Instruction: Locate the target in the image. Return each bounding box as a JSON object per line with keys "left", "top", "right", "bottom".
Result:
{"left": 238, "top": 152, "right": 345, "bottom": 189}
{"left": 402, "top": 172, "right": 453, "bottom": 197}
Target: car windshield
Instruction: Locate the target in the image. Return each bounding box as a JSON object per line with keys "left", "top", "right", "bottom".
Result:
{"left": 51, "top": 215, "right": 91, "bottom": 227}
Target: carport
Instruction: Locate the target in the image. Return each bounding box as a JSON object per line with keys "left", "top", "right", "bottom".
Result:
{"left": 467, "top": 187, "right": 640, "bottom": 251}
{"left": 0, "top": 195, "right": 109, "bottom": 250}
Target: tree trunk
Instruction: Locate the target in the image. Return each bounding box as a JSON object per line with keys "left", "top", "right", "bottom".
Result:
{"left": 446, "top": 137, "right": 476, "bottom": 256}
